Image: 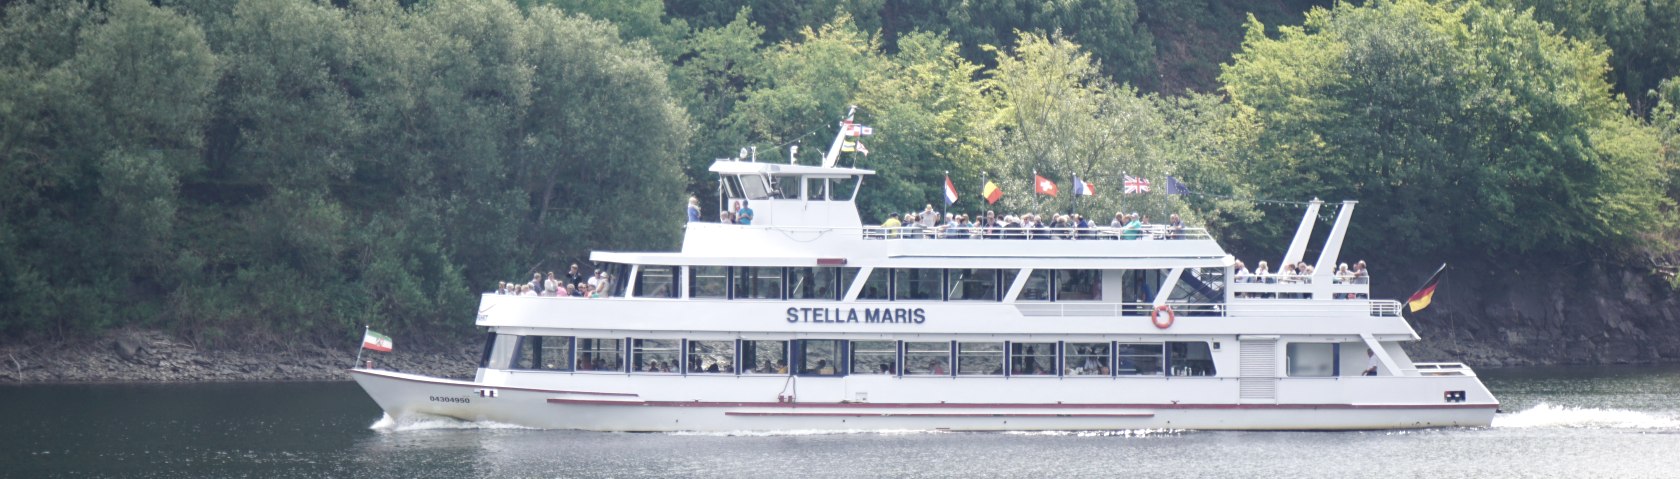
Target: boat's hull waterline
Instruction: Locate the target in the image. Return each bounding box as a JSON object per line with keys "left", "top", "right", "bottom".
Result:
{"left": 352, "top": 369, "right": 1496, "bottom": 431}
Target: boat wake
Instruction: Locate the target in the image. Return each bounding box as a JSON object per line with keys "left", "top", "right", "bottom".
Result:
{"left": 1493, "top": 403, "right": 1680, "bottom": 429}
{"left": 1002, "top": 429, "right": 1183, "bottom": 437}
{"left": 368, "top": 413, "right": 533, "bottom": 433}
{"left": 667, "top": 429, "right": 951, "bottom": 437}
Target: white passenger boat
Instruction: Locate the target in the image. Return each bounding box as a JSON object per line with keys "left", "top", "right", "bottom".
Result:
{"left": 352, "top": 128, "right": 1498, "bottom": 432}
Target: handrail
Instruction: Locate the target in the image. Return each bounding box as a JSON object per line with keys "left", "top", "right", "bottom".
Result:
{"left": 851, "top": 225, "right": 1214, "bottom": 241}
{"left": 1407, "top": 362, "right": 1475, "bottom": 377}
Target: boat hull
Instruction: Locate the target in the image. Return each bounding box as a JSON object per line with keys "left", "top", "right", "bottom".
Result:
{"left": 350, "top": 369, "right": 1496, "bottom": 432}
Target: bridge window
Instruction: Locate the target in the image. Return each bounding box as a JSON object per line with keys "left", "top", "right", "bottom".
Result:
{"left": 1019, "top": 270, "right": 1051, "bottom": 301}
{"left": 957, "top": 342, "right": 1004, "bottom": 375}
{"left": 851, "top": 340, "right": 897, "bottom": 375}
{"left": 688, "top": 340, "right": 735, "bottom": 374}
{"left": 903, "top": 341, "right": 951, "bottom": 375}
{"left": 788, "top": 267, "right": 840, "bottom": 300}
{"left": 806, "top": 177, "right": 828, "bottom": 200}
{"left": 735, "top": 175, "right": 772, "bottom": 200}
{"left": 1065, "top": 342, "right": 1110, "bottom": 376}
{"left": 1054, "top": 269, "right": 1102, "bottom": 301}
{"left": 1010, "top": 342, "right": 1056, "bottom": 375}
{"left": 1168, "top": 341, "right": 1216, "bottom": 376}
{"left": 894, "top": 268, "right": 941, "bottom": 300}
{"left": 948, "top": 269, "right": 1000, "bottom": 301}
{"left": 733, "top": 267, "right": 784, "bottom": 300}
{"left": 513, "top": 335, "right": 573, "bottom": 371}
{"left": 632, "top": 339, "right": 680, "bottom": 373}
{"left": 576, "top": 338, "right": 624, "bottom": 372}
{"left": 1117, "top": 343, "right": 1164, "bottom": 376}
{"left": 831, "top": 175, "right": 859, "bottom": 201}
{"left": 1286, "top": 343, "right": 1337, "bottom": 377}
{"left": 741, "top": 340, "right": 789, "bottom": 374}
{"left": 770, "top": 175, "right": 802, "bottom": 199}
{"left": 797, "top": 339, "right": 843, "bottom": 376}
{"left": 634, "top": 266, "right": 678, "bottom": 298}
{"left": 689, "top": 266, "right": 728, "bottom": 298}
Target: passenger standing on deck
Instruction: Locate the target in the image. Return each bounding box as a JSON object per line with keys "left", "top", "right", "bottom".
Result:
{"left": 1363, "top": 349, "right": 1379, "bottom": 376}
{"left": 567, "top": 264, "right": 584, "bottom": 288}
{"left": 1166, "top": 214, "right": 1185, "bottom": 239}
{"left": 686, "top": 196, "right": 701, "bottom": 222}
{"left": 736, "top": 200, "right": 754, "bottom": 225}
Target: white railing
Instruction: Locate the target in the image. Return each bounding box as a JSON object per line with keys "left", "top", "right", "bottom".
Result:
{"left": 1409, "top": 362, "right": 1475, "bottom": 376}
{"left": 1369, "top": 300, "right": 1403, "bottom": 317}
{"left": 859, "top": 225, "right": 1212, "bottom": 241}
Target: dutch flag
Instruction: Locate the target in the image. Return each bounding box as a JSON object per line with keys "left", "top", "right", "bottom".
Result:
{"left": 943, "top": 175, "right": 959, "bottom": 207}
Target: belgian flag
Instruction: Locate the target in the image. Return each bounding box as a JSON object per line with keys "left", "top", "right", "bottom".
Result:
{"left": 1406, "top": 263, "right": 1447, "bottom": 314}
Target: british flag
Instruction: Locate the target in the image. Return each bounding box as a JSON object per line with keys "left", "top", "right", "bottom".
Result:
{"left": 1123, "top": 175, "right": 1152, "bottom": 194}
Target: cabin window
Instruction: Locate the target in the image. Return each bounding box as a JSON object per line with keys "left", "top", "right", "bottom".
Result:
{"left": 831, "top": 175, "right": 859, "bottom": 201}
{"left": 806, "top": 178, "right": 829, "bottom": 200}
{"left": 1054, "top": 269, "right": 1102, "bottom": 301}
{"left": 1124, "top": 269, "right": 1168, "bottom": 303}
{"left": 514, "top": 336, "right": 573, "bottom": 371}
{"left": 1287, "top": 343, "right": 1337, "bottom": 377}
{"left": 1010, "top": 342, "right": 1056, "bottom": 376}
{"left": 576, "top": 338, "right": 624, "bottom": 372}
{"left": 1170, "top": 267, "right": 1227, "bottom": 304}
{"left": 598, "top": 263, "right": 630, "bottom": 298}
{"left": 1117, "top": 343, "right": 1165, "bottom": 376}
{"left": 733, "top": 267, "right": 784, "bottom": 300}
{"left": 737, "top": 175, "right": 772, "bottom": 200}
{"left": 688, "top": 340, "right": 736, "bottom": 374}
{"left": 1168, "top": 341, "right": 1216, "bottom": 376}
{"left": 851, "top": 340, "right": 897, "bottom": 375}
{"left": 1018, "top": 270, "right": 1052, "bottom": 301}
{"left": 771, "top": 175, "right": 802, "bottom": 199}
{"left": 634, "top": 266, "right": 678, "bottom": 298}
{"left": 948, "top": 269, "right": 999, "bottom": 301}
{"left": 689, "top": 266, "right": 728, "bottom": 298}
{"left": 894, "top": 268, "right": 941, "bottom": 301}
{"left": 903, "top": 341, "right": 951, "bottom": 375}
{"left": 1065, "top": 342, "right": 1111, "bottom": 376}
{"left": 631, "top": 339, "right": 680, "bottom": 373}
{"left": 856, "top": 268, "right": 890, "bottom": 300}
{"left": 741, "top": 340, "right": 789, "bottom": 374}
{"left": 788, "top": 267, "right": 840, "bottom": 300}
{"left": 796, "top": 339, "right": 843, "bottom": 376}
{"left": 479, "top": 332, "right": 499, "bottom": 368}
{"left": 957, "top": 342, "right": 1004, "bottom": 375}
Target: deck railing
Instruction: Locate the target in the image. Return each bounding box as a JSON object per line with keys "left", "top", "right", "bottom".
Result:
{"left": 858, "top": 225, "right": 1213, "bottom": 241}
{"left": 1408, "top": 362, "right": 1475, "bottom": 376}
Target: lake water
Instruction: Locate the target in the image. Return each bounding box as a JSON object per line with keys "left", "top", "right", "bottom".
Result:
{"left": 4, "top": 365, "right": 1679, "bottom": 478}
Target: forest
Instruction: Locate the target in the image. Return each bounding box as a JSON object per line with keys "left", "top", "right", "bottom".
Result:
{"left": 1, "top": 0, "right": 1676, "bottom": 348}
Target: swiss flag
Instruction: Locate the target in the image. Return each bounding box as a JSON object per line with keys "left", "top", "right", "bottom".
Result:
{"left": 1035, "top": 175, "right": 1058, "bottom": 197}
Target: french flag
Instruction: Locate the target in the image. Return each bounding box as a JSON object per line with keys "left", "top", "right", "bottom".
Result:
{"left": 1072, "top": 175, "right": 1095, "bottom": 196}
{"left": 943, "top": 175, "right": 959, "bottom": 207}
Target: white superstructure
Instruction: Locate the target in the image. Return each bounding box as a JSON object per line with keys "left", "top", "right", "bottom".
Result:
{"left": 352, "top": 138, "right": 1498, "bottom": 432}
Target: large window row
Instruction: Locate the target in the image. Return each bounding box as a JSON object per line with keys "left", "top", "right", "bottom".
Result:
{"left": 506, "top": 335, "right": 1216, "bottom": 377}
{"left": 652, "top": 266, "right": 1106, "bottom": 302}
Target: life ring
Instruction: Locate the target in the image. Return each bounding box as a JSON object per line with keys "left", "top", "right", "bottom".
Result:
{"left": 1150, "top": 305, "right": 1175, "bottom": 329}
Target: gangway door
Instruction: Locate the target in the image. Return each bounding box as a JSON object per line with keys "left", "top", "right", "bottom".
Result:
{"left": 1238, "top": 336, "right": 1278, "bottom": 403}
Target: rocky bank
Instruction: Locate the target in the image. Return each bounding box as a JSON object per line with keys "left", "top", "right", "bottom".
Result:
{"left": 0, "top": 330, "right": 477, "bottom": 383}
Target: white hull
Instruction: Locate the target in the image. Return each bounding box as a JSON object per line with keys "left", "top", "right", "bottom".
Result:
{"left": 351, "top": 369, "right": 1497, "bottom": 432}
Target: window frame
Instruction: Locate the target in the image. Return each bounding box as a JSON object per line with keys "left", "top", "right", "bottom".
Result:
{"left": 850, "top": 340, "right": 898, "bottom": 376}
{"left": 902, "top": 341, "right": 952, "bottom": 376}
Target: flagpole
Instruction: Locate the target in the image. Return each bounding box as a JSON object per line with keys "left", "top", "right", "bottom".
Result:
{"left": 941, "top": 170, "right": 949, "bottom": 225}
{"left": 355, "top": 324, "right": 366, "bottom": 368}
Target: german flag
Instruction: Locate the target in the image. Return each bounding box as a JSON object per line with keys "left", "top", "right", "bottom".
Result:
{"left": 1407, "top": 263, "right": 1446, "bottom": 313}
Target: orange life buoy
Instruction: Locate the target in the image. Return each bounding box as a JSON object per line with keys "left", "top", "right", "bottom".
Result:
{"left": 1150, "top": 305, "right": 1175, "bottom": 329}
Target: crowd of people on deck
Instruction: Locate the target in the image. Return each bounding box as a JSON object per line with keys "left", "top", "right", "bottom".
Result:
{"left": 869, "top": 205, "right": 1190, "bottom": 240}
{"left": 1231, "top": 259, "right": 1370, "bottom": 299}
{"left": 493, "top": 263, "right": 615, "bottom": 298}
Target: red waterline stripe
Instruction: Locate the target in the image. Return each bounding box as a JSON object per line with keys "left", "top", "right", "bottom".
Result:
{"left": 348, "top": 369, "right": 640, "bottom": 397}
{"left": 546, "top": 398, "right": 1497, "bottom": 410}
{"left": 724, "top": 412, "right": 1152, "bottom": 418}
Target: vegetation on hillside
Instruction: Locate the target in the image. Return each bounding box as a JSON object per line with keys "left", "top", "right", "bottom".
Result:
{"left": 0, "top": 0, "right": 1674, "bottom": 346}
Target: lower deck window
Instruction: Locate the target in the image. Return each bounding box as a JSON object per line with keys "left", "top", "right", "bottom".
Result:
{"left": 576, "top": 338, "right": 624, "bottom": 372}
{"left": 1168, "top": 341, "right": 1216, "bottom": 376}
{"left": 957, "top": 342, "right": 1004, "bottom": 375}
{"left": 1065, "top": 342, "right": 1110, "bottom": 375}
{"left": 742, "top": 340, "right": 788, "bottom": 374}
{"left": 1287, "top": 343, "right": 1336, "bottom": 377}
{"left": 798, "top": 339, "right": 843, "bottom": 376}
{"left": 1010, "top": 342, "right": 1056, "bottom": 375}
{"left": 1117, "top": 343, "right": 1164, "bottom": 375}
{"left": 851, "top": 340, "right": 897, "bottom": 375}
{"left": 903, "top": 341, "right": 950, "bottom": 375}
{"left": 633, "top": 339, "right": 680, "bottom": 372}
{"left": 688, "top": 340, "right": 735, "bottom": 373}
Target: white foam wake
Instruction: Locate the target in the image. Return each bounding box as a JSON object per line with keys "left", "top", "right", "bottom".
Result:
{"left": 1492, "top": 403, "right": 1680, "bottom": 429}
{"left": 368, "top": 412, "right": 533, "bottom": 432}
{"left": 1002, "top": 428, "right": 1182, "bottom": 437}
{"left": 666, "top": 428, "right": 950, "bottom": 437}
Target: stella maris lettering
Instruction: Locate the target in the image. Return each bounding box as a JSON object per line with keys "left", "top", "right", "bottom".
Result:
{"left": 786, "top": 307, "right": 926, "bottom": 324}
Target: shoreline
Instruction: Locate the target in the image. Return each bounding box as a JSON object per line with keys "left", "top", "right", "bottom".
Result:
{"left": 0, "top": 330, "right": 477, "bottom": 384}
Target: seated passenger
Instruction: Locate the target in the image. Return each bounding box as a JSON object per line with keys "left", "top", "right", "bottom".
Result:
{"left": 930, "top": 360, "right": 947, "bottom": 375}
{"left": 879, "top": 363, "right": 893, "bottom": 374}
{"left": 816, "top": 359, "right": 835, "bottom": 375}
{"left": 758, "top": 360, "right": 773, "bottom": 374}
{"left": 775, "top": 360, "right": 789, "bottom": 374}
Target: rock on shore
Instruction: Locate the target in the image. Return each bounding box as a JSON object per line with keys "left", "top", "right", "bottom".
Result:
{"left": 0, "top": 330, "right": 476, "bottom": 383}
